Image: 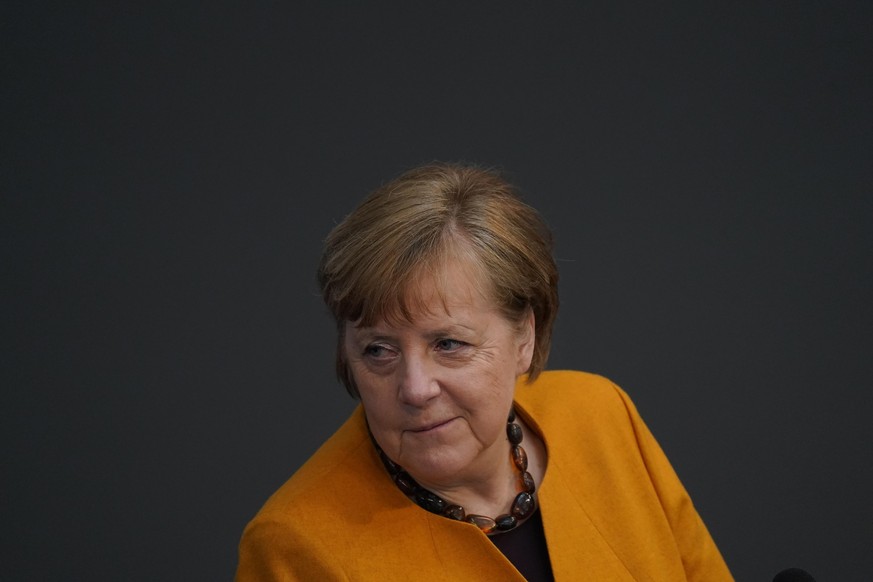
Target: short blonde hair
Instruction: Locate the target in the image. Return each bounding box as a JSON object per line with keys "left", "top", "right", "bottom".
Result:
{"left": 318, "top": 163, "right": 559, "bottom": 397}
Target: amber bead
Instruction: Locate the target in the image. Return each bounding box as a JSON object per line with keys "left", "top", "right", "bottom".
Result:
{"left": 521, "top": 471, "right": 536, "bottom": 493}
{"left": 495, "top": 514, "right": 518, "bottom": 531}
{"left": 444, "top": 505, "right": 466, "bottom": 521}
{"left": 507, "top": 423, "right": 523, "bottom": 445}
{"left": 511, "top": 445, "right": 528, "bottom": 471}
{"left": 394, "top": 471, "right": 418, "bottom": 495}
{"left": 466, "top": 514, "right": 497, "bottom": 534}
{"left": 415, "top": 490, "right": 447, "bottom": 514}
{"left": 511, "top": 491, "right": 535, "bottom": 520}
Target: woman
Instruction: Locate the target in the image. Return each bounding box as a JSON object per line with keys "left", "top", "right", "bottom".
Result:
{"left": 236, "top": 163, "right": 732, "bottom": 581}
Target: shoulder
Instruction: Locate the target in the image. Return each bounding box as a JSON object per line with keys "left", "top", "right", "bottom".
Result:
{"left": 237, "top": 406, "right": 427, "bottom": 578}
{"left": 247, "top": 406, "right": 400, "bottom": 529}
{"left": 239, "top": 408, "right": 375, "bottom": 564}
{"left": 518, "top": 369, "right": 620, "bottom": 396}
{"left": 236, "top": 408, "right": 373, "bottom": 579}
{"left": 515, "top": 369, "right": 636, "bottom": 424}
{"left": 514, "top": 369, "right": 648, "bottom": 462}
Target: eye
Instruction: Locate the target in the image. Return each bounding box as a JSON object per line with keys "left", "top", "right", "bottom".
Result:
{"left": 363, "top": 344, "right": 392, "bottom": 359}
{"left": 434, "top": 338, "right": 465, "bottom": 352}
{"left": 362, "top": 342, "right": 401, "bottom": 363}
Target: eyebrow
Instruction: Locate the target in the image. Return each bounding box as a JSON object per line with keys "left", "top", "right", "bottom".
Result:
{"left": 351, "top": 323, "right": 478, "bottom": 342}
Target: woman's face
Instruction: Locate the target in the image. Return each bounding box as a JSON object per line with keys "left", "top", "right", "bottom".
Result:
{"left": 344, "top": 258, "right": 535, "bottom": 490}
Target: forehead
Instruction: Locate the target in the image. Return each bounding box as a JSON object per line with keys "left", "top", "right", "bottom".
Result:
{"left": 357, "top": 254, "right": 494, "bottom": 329}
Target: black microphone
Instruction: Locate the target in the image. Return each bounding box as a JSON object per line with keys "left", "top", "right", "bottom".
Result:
{"left": 773, "top": 568, "right": 816, "bottom": 582}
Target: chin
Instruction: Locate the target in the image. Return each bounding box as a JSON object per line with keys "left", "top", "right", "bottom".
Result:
{"left": 401, "top": 447, "right": 475, "bottom": 484}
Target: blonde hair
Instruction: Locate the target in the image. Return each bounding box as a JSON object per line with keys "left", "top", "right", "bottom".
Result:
{"left": 318, "top": 163, "right": 559, "bottom": 397}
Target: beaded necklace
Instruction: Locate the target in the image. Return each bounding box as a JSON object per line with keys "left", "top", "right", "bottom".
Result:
{"left": 372, "top": 408, "right": 537, "bottom": 534}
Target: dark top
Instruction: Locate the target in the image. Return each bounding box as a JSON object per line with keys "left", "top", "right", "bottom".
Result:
{"left": 489, "top": 509, "right": 554, "bottom": 582}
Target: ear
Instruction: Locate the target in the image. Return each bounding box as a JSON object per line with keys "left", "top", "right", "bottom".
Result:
{"left": 515, "top": 308, "right": 536, "bottom": 376}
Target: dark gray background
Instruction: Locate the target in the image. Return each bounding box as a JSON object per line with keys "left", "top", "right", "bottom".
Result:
{"left": 3, "top": 2, "right": 871, "bottom": 580}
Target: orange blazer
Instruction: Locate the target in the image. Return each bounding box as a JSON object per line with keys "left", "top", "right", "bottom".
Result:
{"left": 236, "top": 371, "right": 733, "bottom": 581}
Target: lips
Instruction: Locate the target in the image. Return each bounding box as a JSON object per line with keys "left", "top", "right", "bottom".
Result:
{"left": 410, "top": 418, "right": 455, "bottom": 433}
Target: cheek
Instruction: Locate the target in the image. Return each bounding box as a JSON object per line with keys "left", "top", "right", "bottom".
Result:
{"left": 465, "top": 361, "right": 517, "bottom": 412}
{"left": 355, "top": 374, "right": 387, "bottom": 418}
{"left": 355, "top": 374, "right": 399, "bottom": 439}
{"left": 361, "top": 402, "right": 406, "bottom": 461}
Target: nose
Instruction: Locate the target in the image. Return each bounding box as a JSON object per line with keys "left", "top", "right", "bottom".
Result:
{"left": 397, "top": 352, "right": 440, "bottom": 407}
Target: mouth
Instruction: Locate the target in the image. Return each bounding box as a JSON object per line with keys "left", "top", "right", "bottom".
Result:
{"left": 409, "top": 418, "right": 456, "bottom": 433}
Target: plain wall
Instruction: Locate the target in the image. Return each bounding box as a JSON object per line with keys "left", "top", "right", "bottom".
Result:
{"left": 3, "top": 2, "right": 871, "bottom": 580}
